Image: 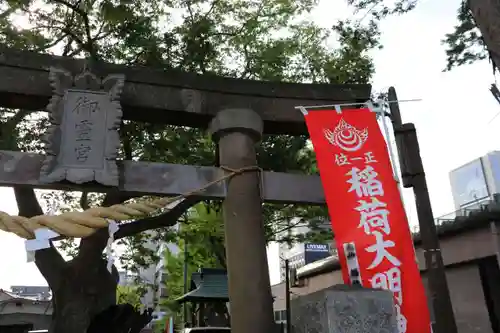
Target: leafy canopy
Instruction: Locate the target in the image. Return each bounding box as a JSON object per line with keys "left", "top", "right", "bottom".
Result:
{"left": 346, "top": 0, "right": 488, "bottom": 71}
{"left": 117, "top": 285, "right": 143, "bottom": 310}
{"left": 0, "top": 0, "right": 379, "bottom": 295}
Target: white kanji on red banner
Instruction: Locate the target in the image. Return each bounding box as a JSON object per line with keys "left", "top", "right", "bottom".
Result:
{"left": 365, "top": 231, "right": 401, "bottom": 269}
{"left": 335, "top": 153, "right": 351, "bottom": 166}
{"left": 346, "top": 166, "right": 384, "bottom": 197}
{"left": 355, "top": 197, "right": 390, "bottom": 235}
{"left": 371, "top": 267, "right": 403, "bottom": 304}
{"left": 305, "top": 109, "right": 431, "bottom": 333}
{"left": 395, "top": 304, "right": 408, "bottom": 333}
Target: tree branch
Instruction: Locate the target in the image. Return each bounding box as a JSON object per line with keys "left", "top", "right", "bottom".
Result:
{"left": 49, "top": 0, "right": 94, "bottom": 56}
{"left": 0, "top": 7, "right": 15, "bottom": 20}
{"left": 267, "top": 217, "right": 306, "bottom": 240}
{"left": 115, "top": 197, "right": 201, "bottom": 240}
{"left": 121, "top": 121, "right": 133, "bottom": 160}
{"left": 35, "top": 32, "right": 67, "bottom": 53}
{"left": 76, "top": 228, "right": 110, "bottom": 263}
{"left": 34, "top": 22, "right": 86, "bottom": 51}
{"left": 6, "top": 109, "right": 32, "bottom": 128}
{"left": 2, "top": 109, "right": 66, "bottom": 287}
{"left": 14, "top": 186, "right": 67, "bottom": 286}
{"left": 101, "top": 191, "right": 137, "bottom": 208}
{"left": 77, "top": 190, "right": 132, "bottom": 258}
{"left": 208, "top": 235, "right": 226, "bottom": 268}
{"left": 80, "top": 191, "right": 90, "bottom": 210}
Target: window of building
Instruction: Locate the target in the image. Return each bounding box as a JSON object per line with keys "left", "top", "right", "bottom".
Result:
{"left": 274, "top": 310, "right": 287, "bottom": 322}
{"left": 274, "top": 310, "right": 288, "bottom": 333}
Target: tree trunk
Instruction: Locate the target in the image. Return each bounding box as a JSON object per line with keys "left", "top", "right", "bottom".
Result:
{"left": 5, "top": 112, "right": 180, "bottom": 333}
{"left": 15, "top": 185, "right": 118, "bottom": 333}
{"left": 468, "top": 0, "right": 500, "bottom": 71}
{"left": 49, "top": 257, "right": 118, "bottom": 333}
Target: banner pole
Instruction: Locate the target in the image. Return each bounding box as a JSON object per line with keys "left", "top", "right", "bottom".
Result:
{"left": 388, "top": 87, "right": 457, "bottom": 333}
{"left": 379, "top": 102, "right": 406, "bottom": 204}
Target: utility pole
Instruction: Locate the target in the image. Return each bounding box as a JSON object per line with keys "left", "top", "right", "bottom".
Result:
{"left": 388, "top": 87, "right": 458, "bottom": 333}
{"left": 285, "top": 259, "right": 291, "bottom": 333}
{"left": 183, "top": 235, "right": 188, "bottom": 327}
{"left": 490, "top": 84, "right": 500, "bottom": 106}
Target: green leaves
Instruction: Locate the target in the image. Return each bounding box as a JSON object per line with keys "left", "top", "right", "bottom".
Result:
{"left": 346, "top": 0, "right": 417, "bottom": 20}
{"left": 347, "top": 0, "right": 490, "bottom": 71}
{"left": 0, "top": 0, "right": 380, "bottom": 300}
{"left": 442, "top": 1, "right": 487, "bottom": 72}
{"left": 117, "top": 285, "right": 144, "bottom": 309}
{"left": 5, "top": 0, "right": 32, "bottom": 10}
{"left": 157, "top": 202, "right": 225, "bottom": 322}
{"left": 99, "top": 1, "right": 135, "bottom": 24}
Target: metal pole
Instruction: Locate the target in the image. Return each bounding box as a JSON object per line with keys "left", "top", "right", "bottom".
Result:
{"left": 285, "top": 259, "right": 291, "bottom": 333}
{"left": 379, "top": 104, "right": 405, "bottom": 204}
{"left": 183, "top": 236, "right": 188, "bottom": 327}
{"left": 388, "top": 87, "right": 457, "bottom": 333}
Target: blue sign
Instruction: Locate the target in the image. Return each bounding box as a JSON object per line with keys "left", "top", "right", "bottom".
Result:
{"left": 305, "top": 243, "right": 329, "bottom": 252}
{"left": 304, "top": 243, "right": 330, "bottom": 265}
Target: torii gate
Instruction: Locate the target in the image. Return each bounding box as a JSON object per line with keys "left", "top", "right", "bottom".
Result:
{"left": 0, "top": 47, "right": 370, "bottom": 333}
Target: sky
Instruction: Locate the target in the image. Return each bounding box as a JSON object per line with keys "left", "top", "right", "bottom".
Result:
{"left": 1, "top": 0, "right": 499, "bottom": 288}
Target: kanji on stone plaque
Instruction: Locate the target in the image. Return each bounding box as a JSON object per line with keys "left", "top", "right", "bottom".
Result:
{"left": 39, "top": 67, "right": 125, "bottom": 186}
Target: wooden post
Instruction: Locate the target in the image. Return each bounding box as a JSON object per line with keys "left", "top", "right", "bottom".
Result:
{"left": 210, "top": 109, "right": 275, "bottom": 333}
{"left": 284, "top": 259, "right": 291, "bottom": 333}
{"left": 388, "top": 87, "right": 458, "bottom": 333}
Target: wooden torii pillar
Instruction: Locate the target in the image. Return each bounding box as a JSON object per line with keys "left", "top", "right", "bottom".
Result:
{"left": 210, "top": 109, "right": 274, "bottom": 333}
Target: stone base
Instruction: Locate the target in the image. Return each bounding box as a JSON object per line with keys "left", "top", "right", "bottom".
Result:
{"left": 291, "top": 284, "right": 397, "bottom": 333}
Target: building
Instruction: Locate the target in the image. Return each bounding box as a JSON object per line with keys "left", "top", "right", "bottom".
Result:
{"left": 0, "top": 289, "right": 52, "bottom": 331}
{"left": 118, "top": 271, "right": 135, "bottom": 287}
{"left": 271, "top": 215, "right": 500, "bottom": 333}
{"left": 131, "top": 224, "right": 180, "bottom": 329}
{"left": 449, "top": 151, "right": 500, "bottom": 211}
{"left": 277, "top": 217, "right": 334, "bottom": 282}
{"left": 155, "top": 240, "right": 181, "bottom": 310}
{"left": 9, "top": 286, "right": 51, "bottom": 301}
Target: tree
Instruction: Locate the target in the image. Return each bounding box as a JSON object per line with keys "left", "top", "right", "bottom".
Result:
{"left": 346, "top": 0, "right": 489, "bottom": 71}
{"left": 117, "top": 285, "right": 143, "bottom": 310}
{"left": 157, "top": 203, "right": 334, "bottom": 327}
{"left": 0, "top": 0, "right": 381, "bottom": 332}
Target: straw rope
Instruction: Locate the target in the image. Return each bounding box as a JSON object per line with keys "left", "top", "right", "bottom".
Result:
{"left": 0, "top": 166, "right": 260, "bottom": 240}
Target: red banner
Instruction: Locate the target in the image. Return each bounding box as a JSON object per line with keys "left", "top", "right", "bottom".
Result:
{"left": 304, "top": 108, "right": 431, "bottom": 333}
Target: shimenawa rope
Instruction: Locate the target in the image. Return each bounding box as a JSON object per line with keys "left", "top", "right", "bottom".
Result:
{"left": 0, "top": 166, "right": 260, "bottom": 240}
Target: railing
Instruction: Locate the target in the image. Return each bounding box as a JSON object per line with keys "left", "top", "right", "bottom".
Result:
{"left": 422, "top": 197, "right": 500, "bottom": 234}
{"left": 437, "top": 198, "right": 494, "bottom": 223}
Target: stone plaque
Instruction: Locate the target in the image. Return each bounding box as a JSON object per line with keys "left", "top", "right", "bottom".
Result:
{"left": 39, "top": 67, "right": 125, "bottom": 186}
{"left": 291, "top": 285, "right": 397, "bottom": 333}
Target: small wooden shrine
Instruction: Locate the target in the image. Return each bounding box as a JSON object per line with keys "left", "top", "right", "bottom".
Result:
{"left": 176, "top": 268, "right": 230, "bottom": 327}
